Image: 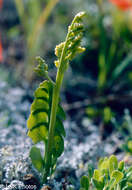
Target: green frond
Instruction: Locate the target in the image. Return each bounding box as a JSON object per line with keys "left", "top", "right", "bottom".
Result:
{"left": 27, "top": 80, "right": 65, "bottom": 171}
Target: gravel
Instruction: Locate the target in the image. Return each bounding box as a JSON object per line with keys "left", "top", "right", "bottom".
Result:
{"left": 0, "top": 79, "right": 119, "bottom": 189}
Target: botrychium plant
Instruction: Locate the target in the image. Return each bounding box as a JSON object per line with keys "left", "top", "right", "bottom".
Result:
{"left": 27, "top": 12, "right": 86, "bottom": 184}
{"left": 80, "top": 155, "right": 132, "bottom": 190}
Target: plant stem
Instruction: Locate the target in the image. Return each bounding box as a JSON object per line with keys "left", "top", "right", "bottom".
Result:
{"left": 43, "top": 22, "right": 73, "bottom": 182}
{"left": 43, "top": 73, "right": 64, "bottom": 182}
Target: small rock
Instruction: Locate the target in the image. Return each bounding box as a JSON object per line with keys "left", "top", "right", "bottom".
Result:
{"left": 41, "top": 186, "right": 51, "bottom": 190}
{"left": 0, "top": 184, "right": 4, "bottom": 190}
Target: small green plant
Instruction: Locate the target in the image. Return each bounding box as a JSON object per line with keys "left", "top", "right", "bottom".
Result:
{"left": 27, "top": 12, "right": 86, "bottom": 183}
{"left": 86, "top": 106, "right": 114, "bottom": 124}
{"left": 112, "top": 109, "right": 132, "bottom": 155}
{"left": 80, "top": 155, "right": 132, "bottom": 190}
{"left": 80, "top": 175, "right": 90, "bottom": 190}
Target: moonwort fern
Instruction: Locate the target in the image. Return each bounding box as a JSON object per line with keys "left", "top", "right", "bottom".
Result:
{"left": 27, "top": 12, "right": 86, "bottom": 183}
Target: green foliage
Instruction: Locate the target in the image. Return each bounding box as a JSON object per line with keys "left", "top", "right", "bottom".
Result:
{"left": 96, "top": 3, "right": 132, "bottom": 94}
{"left": 112, "top": 109, "right": 132, "bottom": 155}
{"left": 123, "top": 138, "right": 132, "bottom": 155}
{"left": 86, "top": 106, "right": 114, "bottom": 125}
{"left": 81, "top": 1, "right": 132, "bottom": 135}
{"left": 80, "top": 155, "right": 132, "bottom": 190}
{"left": 30, "top": 146, "right": 44, "bottom": 172}
{"left": 27, "top": 80, "right": 65, "bottom": 146}
{"left": 27, "top": 12, "right": 85, "bottom": 183}
{"left": 80, "top": 176, "right": 90, "bottom": 190}
{"left": 75, "top": 1, "right": 132, "bottom": 95}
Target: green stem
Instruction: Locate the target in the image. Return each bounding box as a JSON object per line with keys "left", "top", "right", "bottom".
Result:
{"left": 43, "top": 72, "right": 64, "bottom": 182}
{"left": 43, "top": 15, "right": 77, "bottom": 182}
{"left": 45, "top": 72, "right": 55, "bottom": 85}
{"left": 43, "top": 28, "right": 71, "bottom": 183}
